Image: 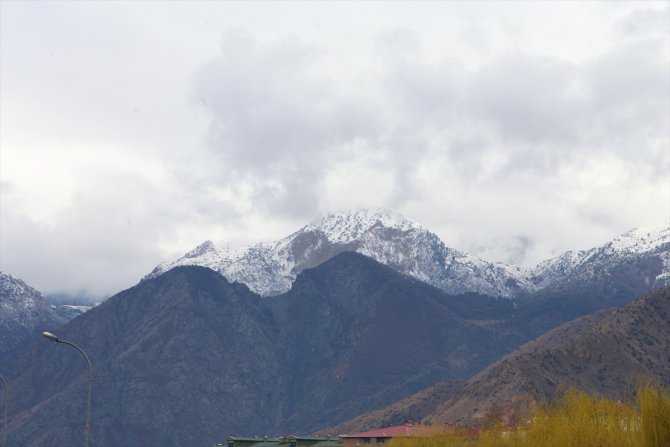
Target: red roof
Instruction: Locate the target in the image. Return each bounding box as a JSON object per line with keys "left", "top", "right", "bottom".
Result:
{"left": 341, "top": 425, "right": 431, "bottom": 438}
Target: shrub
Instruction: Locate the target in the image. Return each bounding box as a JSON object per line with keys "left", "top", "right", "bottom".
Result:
{"left": 388, "top": 384, "right": 670, "bottom": 447}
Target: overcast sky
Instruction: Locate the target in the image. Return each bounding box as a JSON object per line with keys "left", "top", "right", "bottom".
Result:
{"left": 1, "top": 1, "right": 669, "bottom": 299}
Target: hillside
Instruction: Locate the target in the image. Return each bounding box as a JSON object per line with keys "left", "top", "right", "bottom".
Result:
{"left": 3, "top": 253, "right": 521, "bottom": 446}
{"left": 331, "top": 286, "right": 670, "bottom": 430}
{"left": 428, "top": 285, "right": 670, "bottom": 425}
{"left": 327, "top": 380, "right": 462, "bottom": 435}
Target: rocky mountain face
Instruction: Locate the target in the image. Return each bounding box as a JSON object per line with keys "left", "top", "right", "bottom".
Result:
{"left": 3, "top": 253, "right": 524, "bottom": 447}
{"left": 0, "top": 272, "right": 66, "bottom": 361}
{"left": 349, "top": 285, "right": 670, "bottom": 427}
{"left": 147, "top": 210, "right": 670, "bottom": 303}
{"left": 146, "top": 209, "right": 532, "bottom": 298}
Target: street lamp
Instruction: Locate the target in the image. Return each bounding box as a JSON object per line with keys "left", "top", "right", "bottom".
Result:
{"left": 0, "top": 374, "right": 6, "bottom": 447}
{"left": 42, "top": 332, "right": 92, "bottom": 447}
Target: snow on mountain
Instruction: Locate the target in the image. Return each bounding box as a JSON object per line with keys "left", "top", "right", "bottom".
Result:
{"left": 147, "top": 211, "right": 670, "bottom": 298}
{"left": 0, "top": 272, "right": 41, "bottom": 311}
{"left": 303, "top": 209, "right": 421, "bottom": 244}
{"left": 147, "top": 209, "right": 532, "bottom": 297}
{"left": 0, "top": 272, "right": 66, "bottom": 357}
{"left": 610, "top": 224, "right": 670, "bottom": 253}
{"left": 527, "top": 223, "right": 670, "bottom": 289}
{"left": 0, "top": 272, "right": 59, "bottom": 324}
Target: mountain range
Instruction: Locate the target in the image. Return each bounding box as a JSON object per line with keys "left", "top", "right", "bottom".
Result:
{"left": 3, "top": 254, "right": 523, "bottom": 446}
{"left": 147, "top": 210, "right": 670, "bottom": 300}
{"left": 1, "top": 209, "right": 669, "bottom": 446}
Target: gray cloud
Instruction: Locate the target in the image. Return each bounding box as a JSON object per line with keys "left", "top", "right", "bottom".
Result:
{"left": 467, "top": 54, "right": 582, "bottom": 146}
{"left": 193, "top": 30, "right": 382, "bottom": 218}
{"left": 619, "top": 6, "right": 670, "bottom": 36}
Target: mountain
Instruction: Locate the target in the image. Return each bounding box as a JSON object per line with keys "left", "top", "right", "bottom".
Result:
{"left": 264, "top": 253, "right": 516, "bottom": 433}
{"left": 0, "top": 272, "right": 66, "bottom": 360}
{"left": 6, "top": 265, "right": 281, "bottom": 446}
{"left": 381, "top": 285, "right": 670, "bottom": 426}
{"left": 143, "top": 212, "right": 670, "bottom": 371}
{"left": 4, "top": 253, "right": 524, "bottom": 446}
{"left": 146, "top": 209, "right": 531, "bottom": 298}
{"left": 528, "top": 224, "right": 670, "bottom": 290}
{"left": 146, "top": 210, "right": 670, "bottom": 303}
{"left": 512, "top": 224, "right": 670, "bottom": 336}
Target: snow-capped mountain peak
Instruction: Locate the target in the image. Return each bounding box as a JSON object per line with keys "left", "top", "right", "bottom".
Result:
{"left": 0, "top": 271, "right": 41, "bottom": 310}
{"left": 304, "top": 209, "right": 423, "bottom": 244}
{"left": 0, "top": 272, "right": 66, "bottom": 356}
{"left": 183, "top": 240, "right": 218, "bottom": 259}
{"left": 609, "top": 224, "right": 670, "bottom": 254}
{"left": 146, "top": 209, "right": 529, "bottom": 297}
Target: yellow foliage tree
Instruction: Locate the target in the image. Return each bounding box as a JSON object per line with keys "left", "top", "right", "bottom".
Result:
{"left": 387, "top": 384, "right": 670, "bottom": 447}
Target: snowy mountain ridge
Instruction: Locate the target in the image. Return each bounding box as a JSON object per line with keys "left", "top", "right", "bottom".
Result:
{"left": 303, "top": 209, "right": 422, "bottom": 244}
{"left": 528, "top": 223, "right": 670, "bottom": 289}
{"left": 147, "top": 209, "right": 670, "bottom": 298}
{"left": 0, "top": 271, "right": 66, "bottom": 357}
{"left": 0, "top": 271, "right": 41, "bottom": 311}
{"left": 146, "top": 209, "right": 531, "bottom": 297}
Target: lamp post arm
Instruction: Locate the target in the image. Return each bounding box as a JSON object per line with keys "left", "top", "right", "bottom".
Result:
{"left": 60, "top": 340, "right": 92, "bottom": 447}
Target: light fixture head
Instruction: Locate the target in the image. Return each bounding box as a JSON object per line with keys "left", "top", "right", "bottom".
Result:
{"left": 42, "top": 331, "right": 60, "bottom": 342}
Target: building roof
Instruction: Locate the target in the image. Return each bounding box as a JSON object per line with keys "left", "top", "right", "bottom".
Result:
{"left": 340, "top": 425, "right": 431, "bottom": 438}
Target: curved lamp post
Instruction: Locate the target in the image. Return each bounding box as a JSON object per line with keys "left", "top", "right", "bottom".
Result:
{"left": 0, "top": 374, "right": 6, "bottom": 447}
{"left": 42, "top": 332, "right": 92, "bottom": 447}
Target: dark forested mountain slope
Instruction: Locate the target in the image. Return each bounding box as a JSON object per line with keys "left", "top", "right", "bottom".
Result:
{"left": 332, "top": 286, "right": 670, "bottom": 429}
{"left": 428, "top": 286, "right": 670, "bottom": 425}
{"left": 267, "top": 253, "right": 513, "bottom": 432}
{"left": 5, "top": 265, "right": 281, "bottom": 446}
{"left": 4, "top": 253, "right": 522, "bottom": 447}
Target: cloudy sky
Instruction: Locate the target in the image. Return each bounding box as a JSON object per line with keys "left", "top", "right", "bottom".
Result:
{"left": 1, "top": 1, "right": 668, "bottom": 299}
